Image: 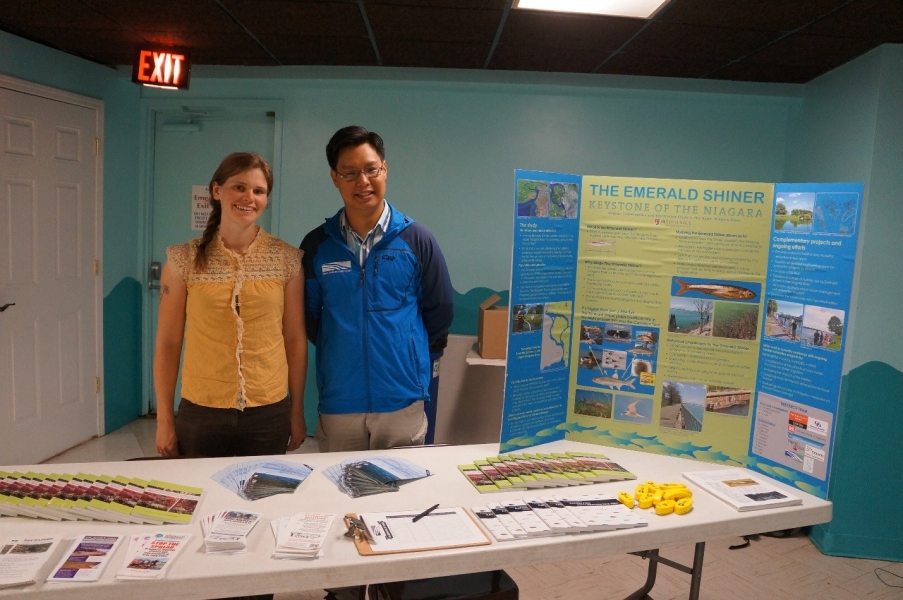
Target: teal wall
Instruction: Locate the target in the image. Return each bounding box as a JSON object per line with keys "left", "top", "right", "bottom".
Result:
{"left": 784, "top": 45, "right": 903, "bottom": 560}
{"left": 0, "top": 31, "right": 144, "bottom": 432}
{"left": 141, "top": 71, "right": 798, "bottom": 297}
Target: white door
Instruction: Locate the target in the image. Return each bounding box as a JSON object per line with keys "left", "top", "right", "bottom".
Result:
{"left": 148, "top": 106, "right": 276, "bottom": 411}
{"left": 0, "top": 82, "right": 102, "bottom": 464}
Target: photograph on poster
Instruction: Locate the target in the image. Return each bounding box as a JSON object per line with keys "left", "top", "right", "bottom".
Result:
{"left": 614, "top": 394, "right": 653, "bottom": 425}
{"left": 517, "top": 179, "right": 549, "bottom": 217}
{"left": 579, "top": 324, "right": 603, "bottom": 345}
{"left": 659, "top": 380, "right": 706, "bottom": 432}
{"left": 704, "top": 387, "right": 751, "bottom": 418}
{"left": 801, "top": 305, "right": 844, "bottom": 351}
{"left": 813, "top": 192, "right": 858, "bottom": 236}
{"left": 576, "top": 321, "right": 657, "bottom": 394}
{"left": 512, "top": 303, "right": 543, "bottom": 333}
{"left": 774, "top": 192, "right": 814, "bottom": 232}
{"left": 548, "top": 182, "right": 579, "bottom": 218}
{"left": 764, "top": 298, "right": 804, "bottom": 342}
{"left": 573, "top": 389, "right": 612, "bottom": 419}
{"left": 712, "top": 301, "right": 760, "bottom": 340}
{"left": 540, "top": 301, "right": 571, "bottom": 372}
{"left": 668, "top": 297, "right": 713, "bottom": 336}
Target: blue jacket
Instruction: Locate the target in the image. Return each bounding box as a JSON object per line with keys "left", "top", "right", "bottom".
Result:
{"left": 301, "top": 203, "right": 454, "bottom": 414}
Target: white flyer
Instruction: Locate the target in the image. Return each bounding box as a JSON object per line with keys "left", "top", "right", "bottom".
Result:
{"left": 0, "top": 536, "right": 62, "bottom": 589}
{"left": 116, "top": 532, "right": 193, "bottom": 580}
{"left": 47, "top": 534, "right": 124, "bottom": 583}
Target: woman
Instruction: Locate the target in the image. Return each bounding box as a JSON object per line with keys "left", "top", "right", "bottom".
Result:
{"left": 154, "top": 152, "right": 306, "bottom": 458}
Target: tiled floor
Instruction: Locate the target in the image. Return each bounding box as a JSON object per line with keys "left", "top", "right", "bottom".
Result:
{"left": 43, "top": 418, "right": 903, "bottom": 600}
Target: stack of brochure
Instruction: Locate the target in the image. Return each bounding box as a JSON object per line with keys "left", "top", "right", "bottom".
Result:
{"left": 682, "top": 469, "right": 802, "bottom": 511}
{"left": 471, "top": 493, "right": 647, "bottom": 542}
{"left": 46, "top": 534, "right": 124, "bottom": 583}
{"left": 0, "top": 536, "right": 62, "bottom": 589}
{"left": 459, "top": 452, "right": 635, "bottom": 493}
{"left": 211, "top": 460, "right": 313, "bottom": 501}
{"left": 270, "top": 512, "right": 335, "bottom": 559}
{"left": 201, "top": 510, "right": 261, "bottom": 554}
{"left": 324, "top": 457, "right": 430, "bottom": 498}
{"left": 0, "top": 470, "right": 203, "bottom": 524}
{"left": 115, "top": 532, "right": 193, "bottom": 580}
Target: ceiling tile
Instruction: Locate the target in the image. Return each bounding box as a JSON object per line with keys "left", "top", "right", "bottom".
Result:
{"left": 260, "top": 34, "right": 377, "bottom": 65}
{"left": 367, "top": 5, "right": 502, "bottom": 44}
{"left": 0, "top": 0, "right": 120, "bottom": 29}
{"left": 364, "top": 0, "right": 508, "bottom": 8}
{"left": 805, "top": 0, "right": 903, "bottom": 41}
{"left": 379, "top": 39, "right": 490, "bottom": 69}
{"left": 222, "top": 0, "right": 367, "bottom": 37}
{"left": 626, "top": 21, "right": 781, "bottom": 61}
{"left": 661, "top": 0, "right": 850, "bottom": 32}
{"left": 744, "top": 33, "right": 879, "bottom": 67}
{"left": 20, "top": 26, "right": 145, "bottom": 65}
{"left": 85, "top": 0, "right": 240, "bottom": 33}
{"left": 489, "top": 44, "right": 604, "bottom": 73}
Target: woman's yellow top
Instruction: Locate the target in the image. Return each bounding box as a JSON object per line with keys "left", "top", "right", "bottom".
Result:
{"left": 166, "top": 229, "right": 302, "bottom": 410}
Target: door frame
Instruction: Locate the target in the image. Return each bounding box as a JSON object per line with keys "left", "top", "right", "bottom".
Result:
{"left": 0, "top": 73, "right": 105, "bottom": 436}
{"left": 138, "top": 98, "right": 285, "bottom": 413}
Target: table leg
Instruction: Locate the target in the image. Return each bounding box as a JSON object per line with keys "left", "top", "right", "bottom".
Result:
{"left": 624, "top": 542, "right": 706, "bottom": 600}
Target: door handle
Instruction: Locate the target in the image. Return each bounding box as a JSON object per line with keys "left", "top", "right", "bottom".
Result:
{"left": 0, "top": 303, "right": 15, "bottom": 312}
{"left": 149, "top": 261, "right": 162, "bottom": 290}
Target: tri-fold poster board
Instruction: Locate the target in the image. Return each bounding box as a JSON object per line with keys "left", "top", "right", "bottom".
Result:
{"left": 502, "top": 171, "right": 862, "bottom": 499}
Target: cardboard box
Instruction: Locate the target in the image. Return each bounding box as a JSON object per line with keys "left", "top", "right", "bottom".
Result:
{"left": 478, "top": 294, "right": 509, "bottom": 359}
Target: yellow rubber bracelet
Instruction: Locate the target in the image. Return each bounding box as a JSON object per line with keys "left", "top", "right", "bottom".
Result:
{"left": 655, "top": 500, "right": 676, "bottom": 515}
{"left": 637, "top": 493, "right": 655, "bottom": 509}
{"left": 674, "top": 498, "right": 693, "bottom": 515}
{"left": 618, "top": 491, "right": 635, "bottom": 508}
{"left": 663, "top": 489, "right": 692, "bottom": 501}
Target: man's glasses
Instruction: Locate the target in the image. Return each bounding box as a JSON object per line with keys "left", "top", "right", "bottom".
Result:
{"left": 336, "top": 166, "right": 384, "bottom": 182}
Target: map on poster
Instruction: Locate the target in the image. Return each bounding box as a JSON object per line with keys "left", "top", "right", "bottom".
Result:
{"left": 501, "top": 171, "right": 862, "bottom": 499}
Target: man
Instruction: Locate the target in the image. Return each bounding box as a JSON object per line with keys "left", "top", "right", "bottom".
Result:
{"left": 301, "top": 125, "right": 454, "bottom": 452}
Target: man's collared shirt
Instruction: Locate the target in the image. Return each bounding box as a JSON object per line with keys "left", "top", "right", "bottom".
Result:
{"left": 340, "top": 201, "right": 391, "bottom": 265}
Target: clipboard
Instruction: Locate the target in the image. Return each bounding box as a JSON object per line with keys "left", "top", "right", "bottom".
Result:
{"left": 344, "top": 507, "right": 491, "bottom": 556}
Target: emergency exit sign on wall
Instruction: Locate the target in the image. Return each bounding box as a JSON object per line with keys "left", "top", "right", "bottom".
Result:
{"left": 132, "top": 48, "right": 191, "bottom": 90}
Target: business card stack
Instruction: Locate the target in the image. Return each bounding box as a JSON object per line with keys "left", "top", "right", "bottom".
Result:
{"left": 270, "top": 512, "right": 336, "bottom": 559}
{"left": 115, "top": 532, "right": 193, "bottom": 580}
{"left": 201, "top": 510, "right": 261, "bottom": 554}
{"left": 471, "top": 493, "right": 647, "bottom": 542}
{"left": 459, "top": 452, "right": 635, "bottom": 493}
{"left": 211, "top": 460, "right": 313, "bottom": 501}
{"left": 324, "top": 456, "right": 430, "bottom": 498}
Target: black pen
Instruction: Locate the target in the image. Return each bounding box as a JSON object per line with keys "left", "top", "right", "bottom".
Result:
{"left": 412, "top": 503, "right": 440, "bottom": 523}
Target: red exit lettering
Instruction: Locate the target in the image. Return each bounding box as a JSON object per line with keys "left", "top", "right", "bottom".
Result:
{"left": 133, "top": 49, "right": 191, "bottom": 89}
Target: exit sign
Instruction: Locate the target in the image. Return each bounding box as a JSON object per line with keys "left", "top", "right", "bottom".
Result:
{"left": 132, "top": 48, "right": 191, "bottom": 90}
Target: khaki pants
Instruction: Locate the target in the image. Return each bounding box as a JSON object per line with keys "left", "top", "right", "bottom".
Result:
{"left": 315, "top": 401, "right": 428, "bottom": 452}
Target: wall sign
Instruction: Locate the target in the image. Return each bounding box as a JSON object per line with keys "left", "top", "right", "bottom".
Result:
{"left": 132, "top": 48, "right": 191, "bottom": 90}
{"left": 192, "top": 185, "right": 211, "bottom": 230}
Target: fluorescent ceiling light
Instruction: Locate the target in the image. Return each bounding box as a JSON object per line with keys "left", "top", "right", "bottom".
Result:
{"left": 514, "top": 0, "right": 671, "bottom": 19}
